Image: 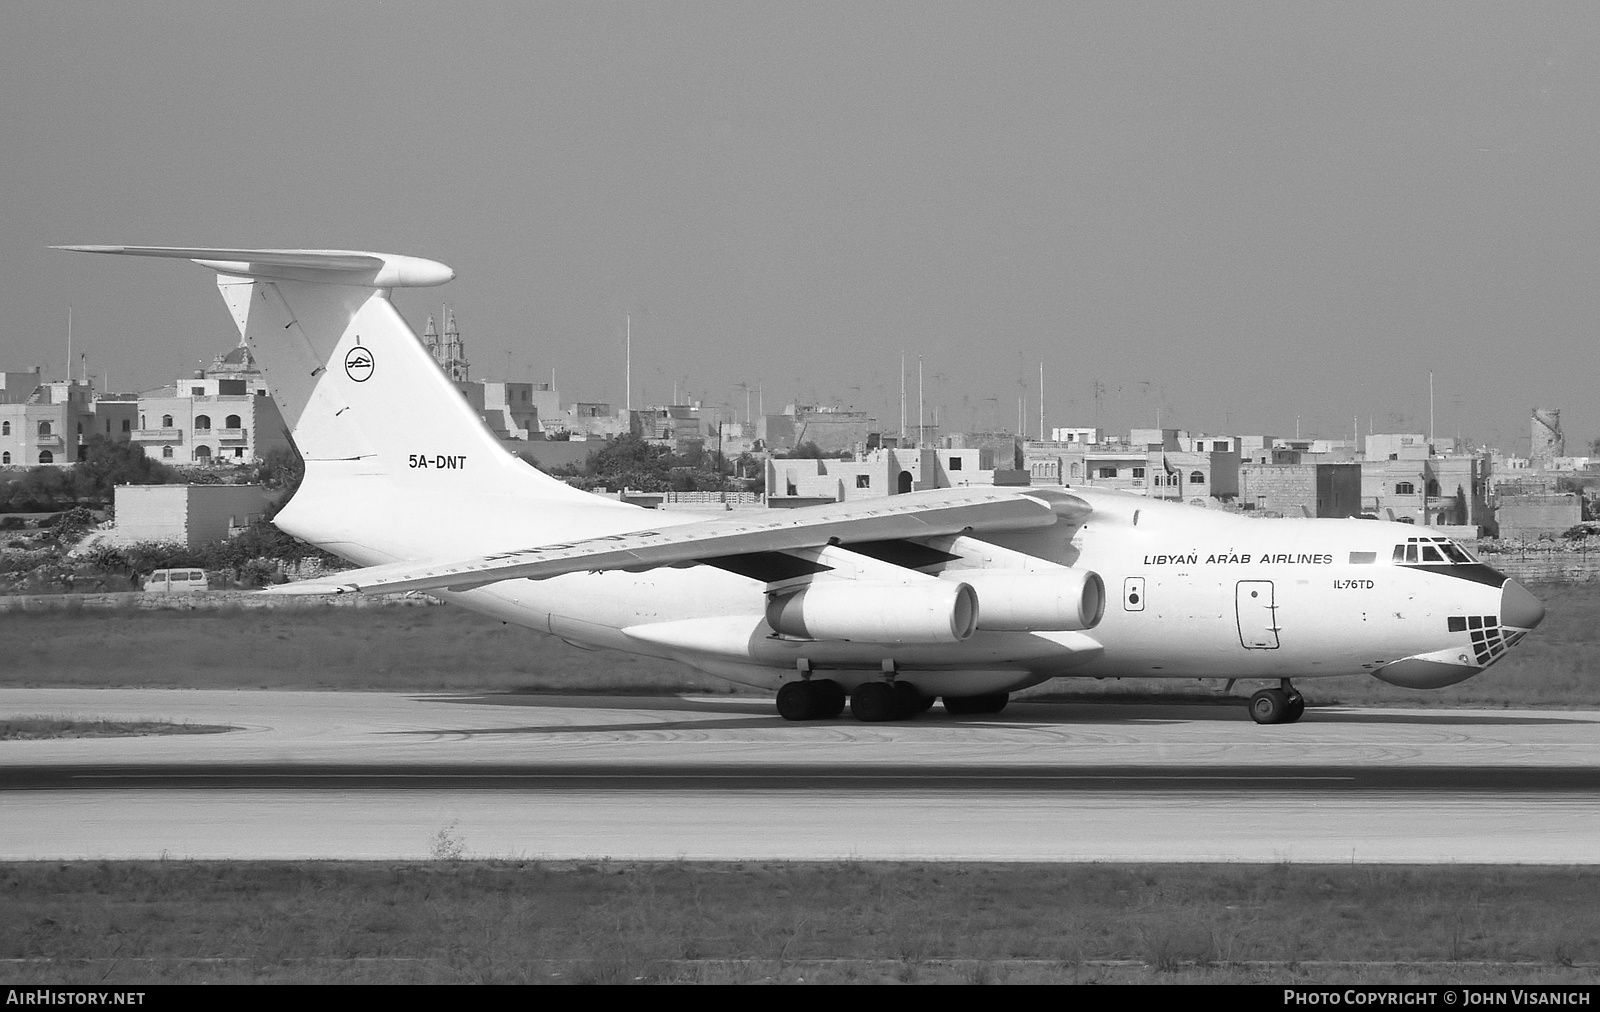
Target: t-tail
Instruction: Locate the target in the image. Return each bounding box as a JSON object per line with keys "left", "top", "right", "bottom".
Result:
{"left": 57, "top": 246, "right": 627, "bottom": 566}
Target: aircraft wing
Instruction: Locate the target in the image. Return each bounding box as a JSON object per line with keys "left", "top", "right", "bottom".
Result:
{"left": 265, "top": 487, "right": 1089, "bottom": 596}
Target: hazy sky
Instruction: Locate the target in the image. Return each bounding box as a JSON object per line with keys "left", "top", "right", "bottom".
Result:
{"left": 4, "top": 2, "right": 1598, "bottom": 452}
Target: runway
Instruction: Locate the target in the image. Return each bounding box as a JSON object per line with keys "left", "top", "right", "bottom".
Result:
{"left": 3, "top": 689, "right": 1599, "bottom": 863}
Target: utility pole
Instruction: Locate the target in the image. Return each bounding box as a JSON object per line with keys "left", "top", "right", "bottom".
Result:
{"left": 1433, "top": 371, "right": 1446, "bottom": 451}
{"left": 625, "top": 314, "right": 632, "bottom": 412}
{"left": 918, "top": 355, "right": 924, "bottom": 448}
{"left": 899, "top": 352, "right": 906, "bottom": 445}
{"left": 1039, "top": 361, "right": 1045, "bottom": 441}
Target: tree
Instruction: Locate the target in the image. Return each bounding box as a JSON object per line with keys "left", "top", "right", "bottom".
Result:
{"left": 547, "top": 434, "right": 737, "bottom": 493}
{"left": 778, "top": 441, "right": 850, "bottom": 460}
{"left": 0, "top": 467, "right": 76, "bottom": 512}
{"left": 585, "top": 434, "right": 676, "bottom": 491}
{"left": 255, "top": 441, "right": 305, "bottom": 520}
{"left": 72, "top": 435, "right": 174, "bottom": 502}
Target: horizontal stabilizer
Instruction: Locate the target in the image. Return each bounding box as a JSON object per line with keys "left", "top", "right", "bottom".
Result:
{"left": 265, "top": 487, "right": 1090, "bottom": 596}
{"left": 55, "top": 246, "right": 454, "bottom": 287}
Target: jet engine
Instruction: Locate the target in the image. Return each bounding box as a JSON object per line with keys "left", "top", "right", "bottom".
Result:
{"left": 765, "top": 581, "right": 979, "bottom": 643}
{"left": 954, "top": 569, "right": 1105, "bottom": 631}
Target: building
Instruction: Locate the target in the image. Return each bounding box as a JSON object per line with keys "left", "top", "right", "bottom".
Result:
{"left": 132, "top": 344, "right": 290, "bottom": 465}
{"left": 1240, "top": 461, "right": 1362, "bottom": 518}
{"left": 765, "top": 446, "right": 998, "bottom": 505}
{"left": 1496, "top": 492, "right": 1582, "bottom": 540}
{"left": 479, "top": 381, "right": 554, "bottom": 441}
{"left": 1365, "top": 433, "right": 1431, "bottom": 461}
{"left": 760, "top": 405, "right": 872, "bottom": 455}
{"left": 421, "top": 310, "right": 470, "bottom": 382}
{"left": 1145, "top": 450, "right": 1240, "bottom": 503}
{"left": 1362, "top": 454, "right": 1489, "bottom": 528}
{"left": 1022, "top": 436, "right": 1239, "bottom": 504}
{"left": 0, "top": 373, "right": 115, "bottom": 466}
{"left": 109, "top": 484, "right": 275, "bottom": 548}
{"left": 1049, "top": 427, "right": 1099, "bottom": 445}
{"left": 1530, "top": 408, "right": 1563, "bottom": 467}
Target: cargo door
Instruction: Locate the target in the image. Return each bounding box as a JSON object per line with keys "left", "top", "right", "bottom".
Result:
{"left": 1235, "top": 580, "right": 1279, "bottom": 649}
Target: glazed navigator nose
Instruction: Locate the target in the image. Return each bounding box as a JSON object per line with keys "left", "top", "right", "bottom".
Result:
{"left": 1501, "top": 579, "right": 1545, "bottom": 631}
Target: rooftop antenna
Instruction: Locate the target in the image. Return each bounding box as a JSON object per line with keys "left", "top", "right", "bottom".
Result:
{"left": 1428, "top": 370, "right": 1435, "bottom": 452}
{"left": 899, "top": 351, "right": 906, "bottom": 443}
{"left": 65, "top": 306, "right": 71, "bottom": 384}
{"left": 1039, "top": 361, "right": 1045, "bottom": 441}
{"left": 918, "top": 355, "right": 924, "bottom": 448}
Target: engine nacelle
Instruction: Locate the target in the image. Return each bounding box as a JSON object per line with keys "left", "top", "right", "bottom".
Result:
{"left": 765, "top": 581, "right": 979, "bottom": 643}
{"left": 952, "top": 569, "right": 1105, "bottom": 631}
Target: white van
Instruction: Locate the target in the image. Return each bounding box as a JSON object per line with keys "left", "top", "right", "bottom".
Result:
{"left": 143, "top": 568, "right": 210, "bottom": 593}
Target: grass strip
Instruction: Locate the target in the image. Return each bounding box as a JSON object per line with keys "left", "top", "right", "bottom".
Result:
{"left": 2, "top": 861, "right": 1599, "bottom": 984}
{"left": 0, "top": 717, "right": 237, "bottom": 740}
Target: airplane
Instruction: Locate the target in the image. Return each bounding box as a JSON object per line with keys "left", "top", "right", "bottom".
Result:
{"left": 58, "top": 246, "right": 1546, "bottom": 725}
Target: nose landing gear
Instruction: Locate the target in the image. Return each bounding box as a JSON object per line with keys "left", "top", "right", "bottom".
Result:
{"left": 1248, "top": 680, "right": 1306, "bottom": 725}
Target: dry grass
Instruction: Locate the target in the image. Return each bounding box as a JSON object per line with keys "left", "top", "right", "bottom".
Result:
{"left": 0, "top": 716, "right": 236, "bottom": 740}
{"left": 1, "top": 862, "right": 1598, "bottom": 984}
{"left": 0, "top": 602, "right": 739, "bottom": 694}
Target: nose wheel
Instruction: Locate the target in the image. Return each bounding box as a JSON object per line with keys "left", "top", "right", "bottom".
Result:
{"left": 1248, "top": 682, "right": 1306, "bottom": 725}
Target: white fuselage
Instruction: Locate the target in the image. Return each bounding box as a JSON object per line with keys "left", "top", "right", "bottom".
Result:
{"left": 283, "top": 476, "right": 1515, "bottom": 697}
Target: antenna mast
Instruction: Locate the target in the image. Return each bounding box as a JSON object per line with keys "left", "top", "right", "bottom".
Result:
{"left": 899, "top": 352, "right": 906, "bottom": 444}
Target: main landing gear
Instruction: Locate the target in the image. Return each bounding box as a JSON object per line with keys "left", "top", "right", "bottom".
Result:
{"left": 775, "top": 678, "right": 847, "bottom": 721}
{"left": 776, "top": 679, "right": 1007, "bottom": 723}
{"left": 1248, "top": 680, "right": 1306, "bottom": 725}
{"left": 849, "top": 680, "right": 930, "bottom": 722}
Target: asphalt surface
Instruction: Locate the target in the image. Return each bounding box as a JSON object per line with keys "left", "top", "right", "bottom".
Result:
{"left": 6, "top": 762, "right": 1600, "bottom": 792}
{"left": 3, "top": 690, "right": 1599, "bottom": 862}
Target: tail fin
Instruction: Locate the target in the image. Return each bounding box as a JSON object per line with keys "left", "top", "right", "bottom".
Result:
{"left": 58, "top": 246, "right": 614, "bottom": 558}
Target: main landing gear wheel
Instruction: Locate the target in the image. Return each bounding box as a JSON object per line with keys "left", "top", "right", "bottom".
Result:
{"left": 1284, "top": 691, "right": 1306, "bottom": 723}
{"left": 942, "top": 692, "right": 1009, "bottom": 716}
{"left": 1248, "top": 686, "right": 1305, "bottom": 725}
{"left": 893, "top": 681, "right": 927, "bottom": 720}
{"left": 851, "top": 681, "right": 899, "bottom": 723}
{"left": 776, "top": 679, "right": 847, "bottom": 721}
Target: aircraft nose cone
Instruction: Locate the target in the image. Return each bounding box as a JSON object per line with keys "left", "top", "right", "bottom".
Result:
{"left": 1501, "top": 579, "right": 1545, "bottom": 630}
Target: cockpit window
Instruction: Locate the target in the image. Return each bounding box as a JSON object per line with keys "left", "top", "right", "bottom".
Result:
{"left": 1391, "top": 536, "right": 1479, "bottom": 566}
{"left": 1441, "top": 542, "right": 1475, "bottom": 564}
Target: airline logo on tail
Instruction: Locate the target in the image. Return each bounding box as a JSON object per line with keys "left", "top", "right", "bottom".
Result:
{"left": 343, "top": 346, "right": 374, "bottom": 382}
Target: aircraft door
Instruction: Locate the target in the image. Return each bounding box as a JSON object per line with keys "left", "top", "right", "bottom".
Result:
{"left": 1235, "top": 580, "right": 1279, "bottom": 649}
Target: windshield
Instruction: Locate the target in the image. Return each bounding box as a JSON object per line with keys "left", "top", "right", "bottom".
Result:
{"left": 1390, "top": 536, "right": 1479, "bottom": 566}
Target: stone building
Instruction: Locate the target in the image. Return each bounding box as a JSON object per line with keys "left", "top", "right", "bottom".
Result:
{"left": 1240, "top": 462, "right": 1362, "bottom": 517}
{"left": 110, "top": 483, "right": 275, "bottom": 548}
{"left": 133, "top": 344, "right": 290, "bottom": 465}
{"left": 766, "top": 447, "right": 996, "bottom": 505}
{"left": 1496, "top": 492, "right": 1582, "bottom": 540}
{"left": 1530, "top": 408, "right": 1563, "bottom": 468}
